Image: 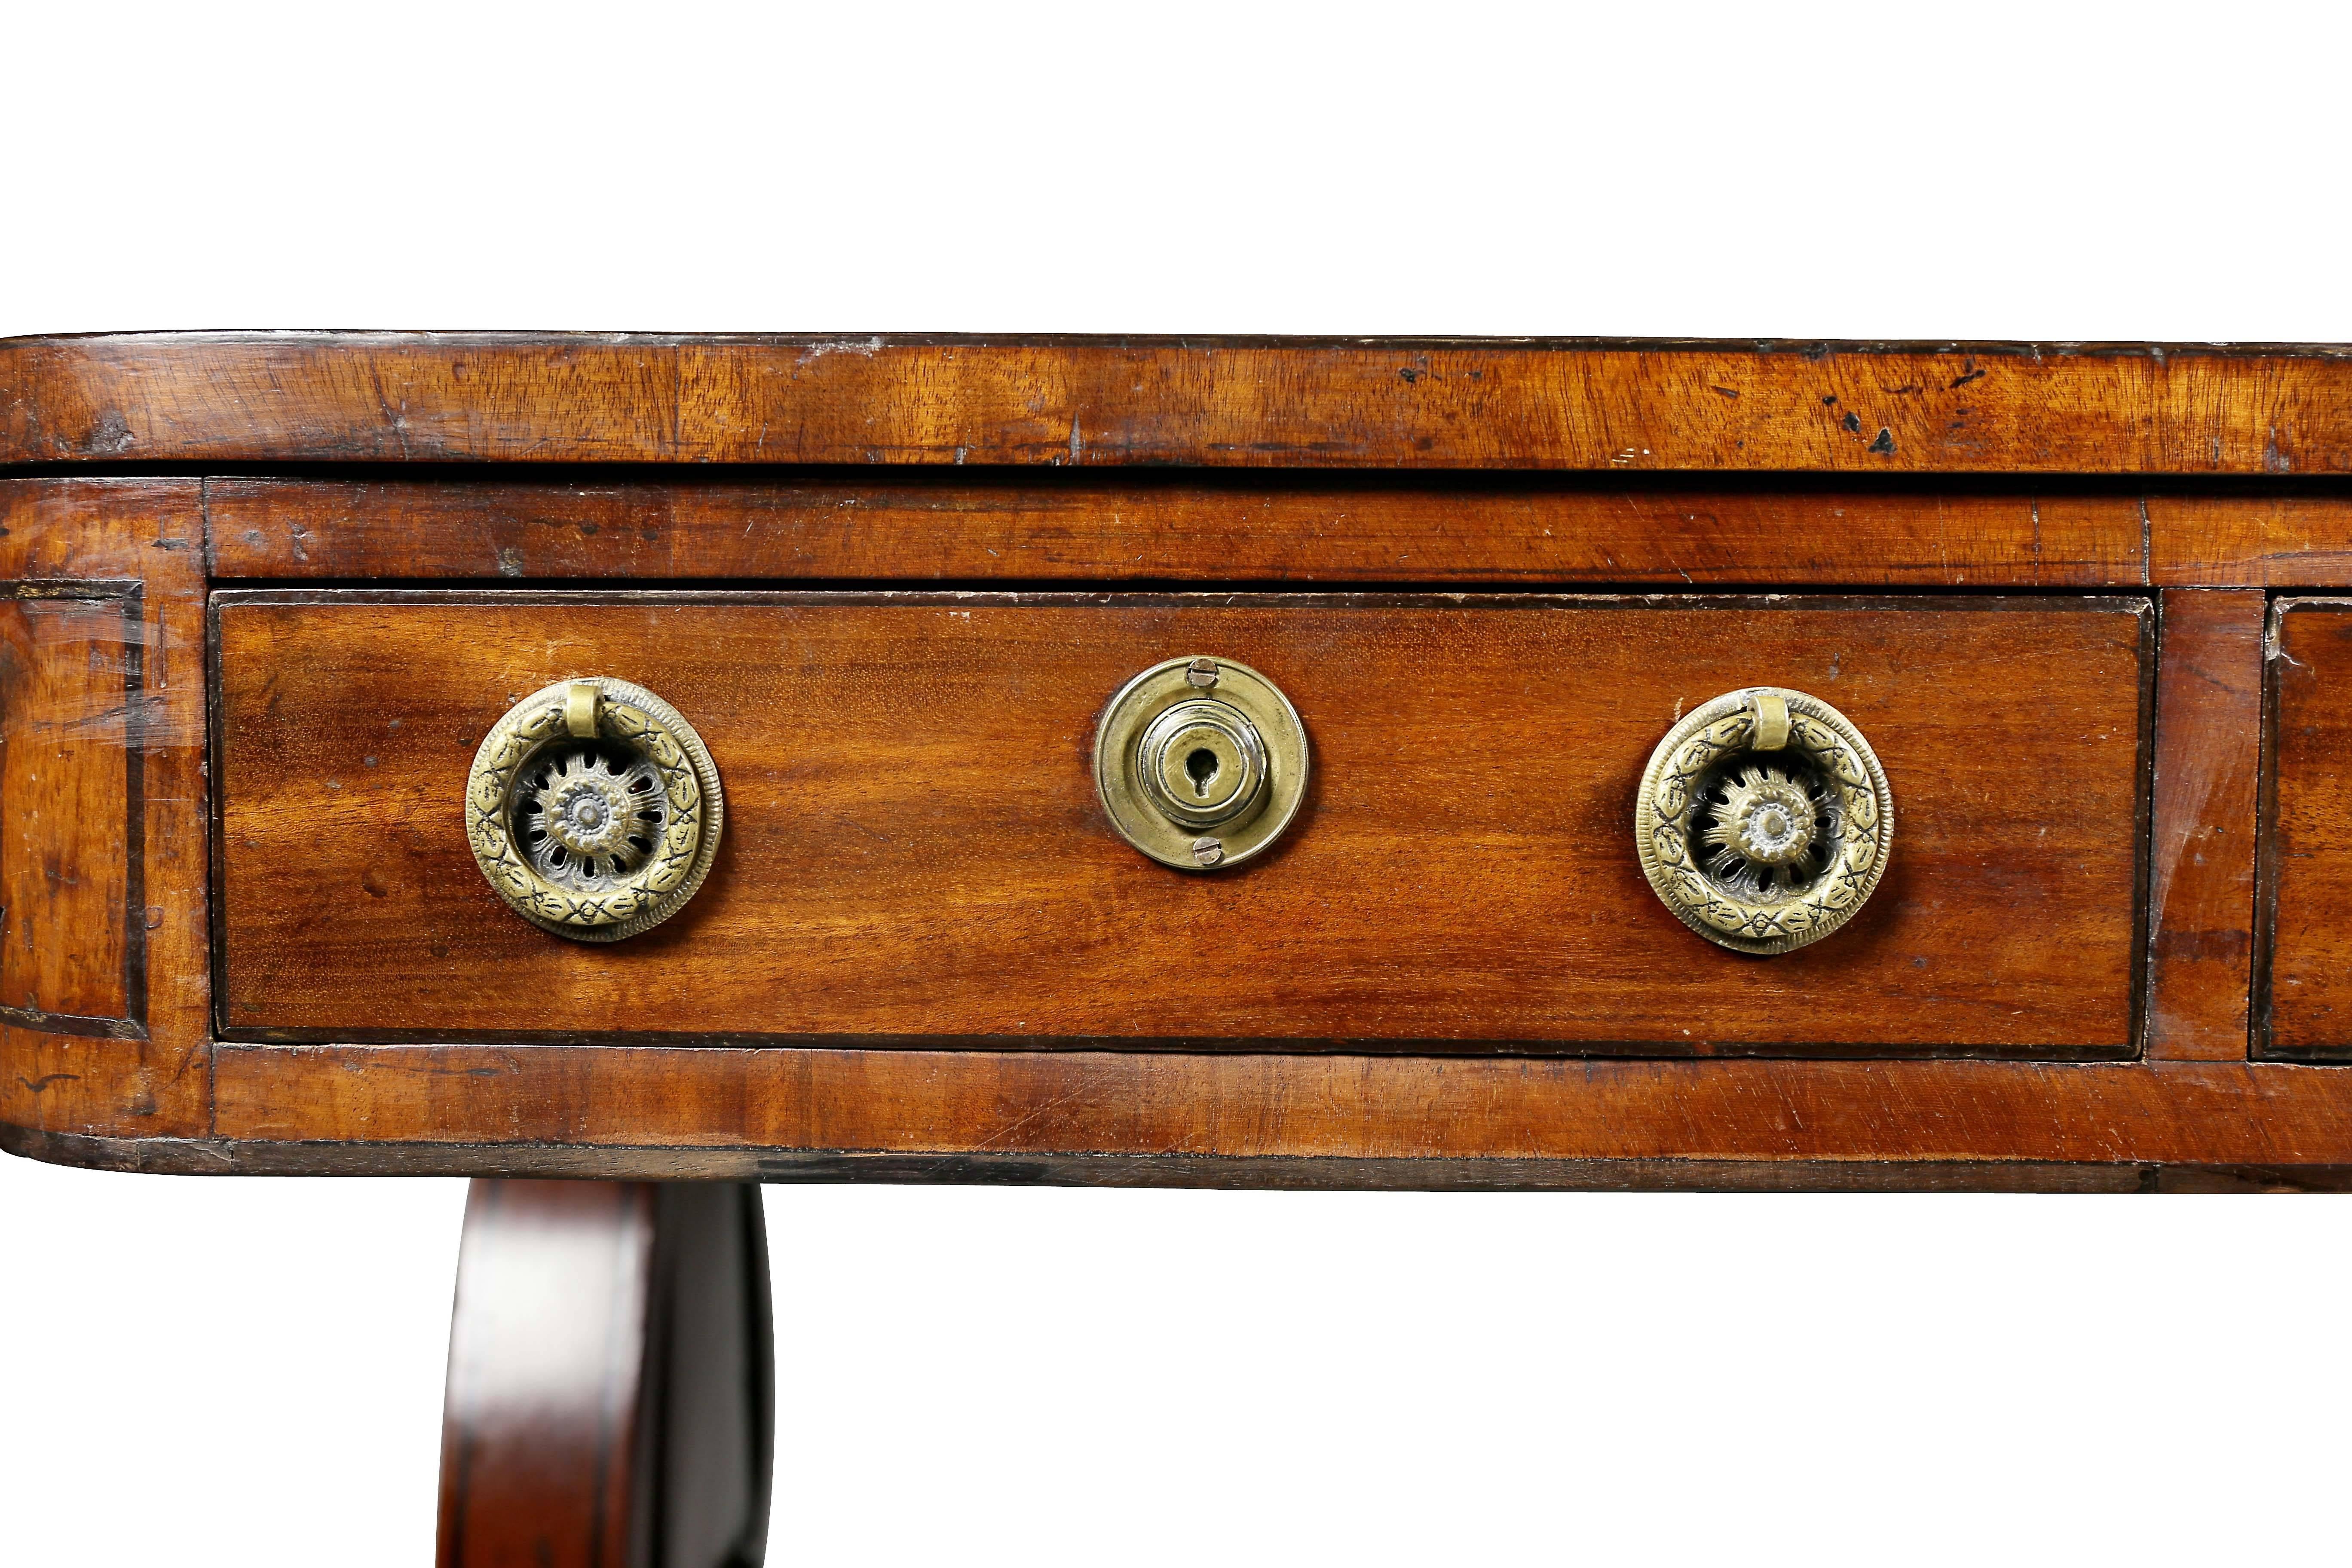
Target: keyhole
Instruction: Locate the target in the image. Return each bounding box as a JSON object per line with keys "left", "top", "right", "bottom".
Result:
{"left": 1185, "top": 747, "right": 1220, "bottom": 797}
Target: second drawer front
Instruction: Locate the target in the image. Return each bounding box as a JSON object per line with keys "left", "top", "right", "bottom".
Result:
{"left": 214, "top": 592, "right": 2151, "bottom": 1056}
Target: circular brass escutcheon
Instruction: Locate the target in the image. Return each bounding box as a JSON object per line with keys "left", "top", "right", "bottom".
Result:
{"left": 466, "top": 676, "right": 725, "bottom": 941}
{"left": 1633, "top": 686, "right": 1893, "bottom": 956}
{"left": 1095, "top": 656, "right": 1308, "bottom": 870}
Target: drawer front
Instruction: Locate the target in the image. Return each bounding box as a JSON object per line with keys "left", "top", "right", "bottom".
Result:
{"left": 2265, "top": 598, "right": 2352, "bottom": 1057}
{"left": 213, "top": 592, "right": 2152, "bottom": 1055}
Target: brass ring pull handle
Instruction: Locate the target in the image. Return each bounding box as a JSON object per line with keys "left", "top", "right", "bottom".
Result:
{"left": 1635, "top": 686, "right": 1893, "bottom": 955}
{"left": 1095, "top": 656, "right": 1309, "bottom": 870}
{"left": 467, "top": 677, "right": 725, "bottom": 941}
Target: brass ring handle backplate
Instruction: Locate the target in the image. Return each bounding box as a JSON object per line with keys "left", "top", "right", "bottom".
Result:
{"left": 1095, "top": 655, "right": 1309, "bottom": 870}
{"left": 1635, "top": 686, "right": 1893, "bottom": 955}
{"left": 467, "top": 677, "right": 725, "bottom": 941}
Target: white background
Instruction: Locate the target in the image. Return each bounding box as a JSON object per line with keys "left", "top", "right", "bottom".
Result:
{"left": 5, "top": 3, "right": 2351, "bottom": 1563}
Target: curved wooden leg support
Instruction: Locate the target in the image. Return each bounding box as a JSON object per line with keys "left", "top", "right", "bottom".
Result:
{"left": 437, "top": 1182, "right": 773, "bottom": 1568}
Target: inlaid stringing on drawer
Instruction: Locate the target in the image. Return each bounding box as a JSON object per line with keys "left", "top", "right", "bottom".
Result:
{"left": 212, "top": 590, "right": 2153, "bottom": 1059}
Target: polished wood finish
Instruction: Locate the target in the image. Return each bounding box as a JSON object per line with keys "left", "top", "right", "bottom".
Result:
{"left": 438, "top": 1179, "right": 771, "bottom": 1568}
{"left": 25, "top": 1126, "right": 2331, "bottom": 1188}
{"left": 0, "top": 478, "right": 208, "bottom": 1142}
{"left": 4, "top": 334, "right": 2352, "bottom": 1185}
{"left": 0, "top": 587, "right": 138, "bottom": 1027}
{"left": 440, "top": 1181, "right": 653, "bottom": 1568}
{"left": 2144, "top": 590, "right": 2264, "bottom": 1060}
{"left": 2260, "top": 597, "right": 2352, "bottom": 1058}
{"left": 39, "top": 333, "right": 2352, "bottom": 1568}
{"left": 207, "top": 476, "right": 2352, "bottom": 592}
{"left": 205, "top": 475, "right": 2148, "bottom": 587}
{"left": 10, "top": 334, "right": 2352, "bottom": 474}
{"left": 214, "top": 592, "right": 2152, "bottom": 1056}
{"left": 202, "top": 1046, "right": 2352, "bottom": 1173}
{"left": 2148, "top": 494, "right": 2352, "bottom": 586}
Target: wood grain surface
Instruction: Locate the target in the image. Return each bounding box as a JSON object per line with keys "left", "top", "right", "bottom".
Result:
{"left": 2144, "top": 591, "right": 2263, "bottom": 1059}
{"left": 214, "top": 591, "right": 2152, "bottom": 1055}
{"left": 0, "top": 588, "right": 138, "bottom": 1029}
{"left": 204, "top": 475, "right": 2148, "bottom": 587}
{"left": 10, "top": 333, "right": 2352, "bottom": 473}
{"left": 206, "top": 1045, "right": 2352, "bottom": 1172}
{"left": 2149, "top": 493, "right": 2352, "bottom": 585}
{"left": 0, "top": 479, "right": 209, "bottom": 1142}
{"left": 193, "top": 474, "right": 2352, "bottom": 591}
{"left": 8, "top": 344, "right": 2350, "bottom": 1187}
{"left": 16, "top": 1119, "right": 2340, "bottom": 1188}
{"left": 2261, "top": 598, "right": 2352, "bottom": 1057}
{"left": 438, "top": 1180, "right": 771, "bottom": 1568}
{"left": 439, "top": 1181, "right": 655, "bottom": 1568}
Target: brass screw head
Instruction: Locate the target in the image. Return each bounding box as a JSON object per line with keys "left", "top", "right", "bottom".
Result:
{"left": 1191, "top": 837, "right": 1225, "bottom": 867}
{"left": 1186, "top": 657, "right": 1219, "bottom": 689}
